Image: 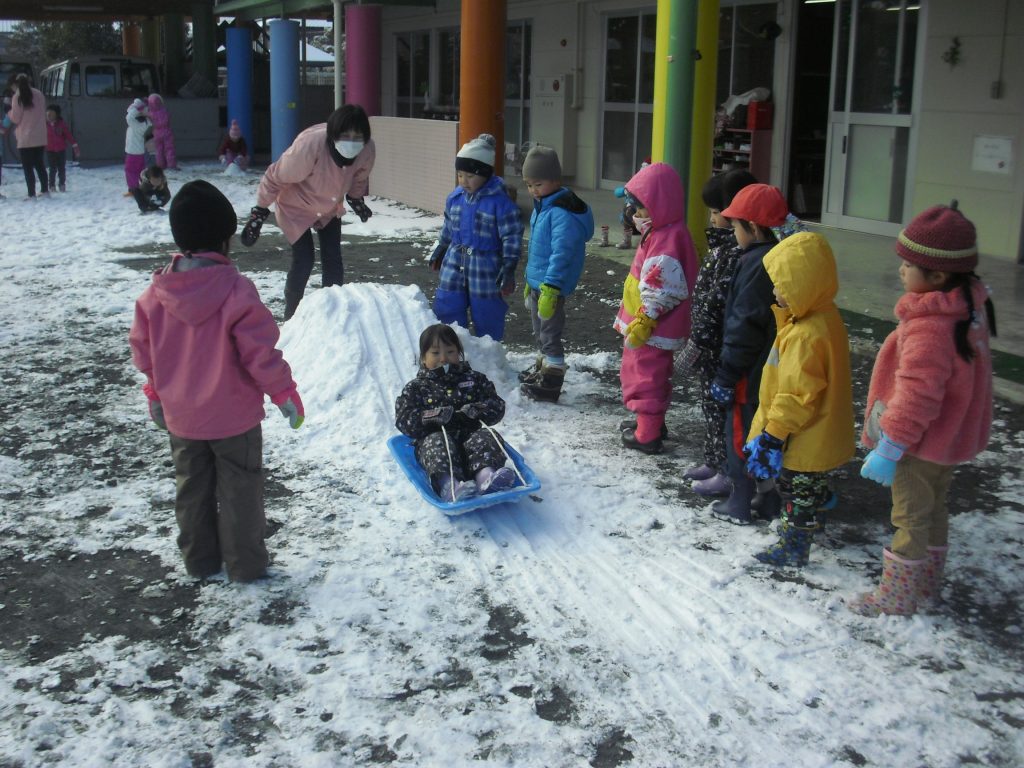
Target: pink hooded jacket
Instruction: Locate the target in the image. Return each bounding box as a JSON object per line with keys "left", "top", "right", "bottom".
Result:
{"left": 863, "top": 280, "right": 993, "bottom": 465}
{"left": 129, "top": 252, "right": 296, "bottom": 440}
{"left": 146, "top": 94, "right": 172, "bottom": 137}
{"left": 9, "top": 86, "right": 47, "bottom": 149}
{"left": 612, "top": 162, "right": 698, "bottom": 350}
{"left": 256, "top": 123, "right": 376, "bottom": 244}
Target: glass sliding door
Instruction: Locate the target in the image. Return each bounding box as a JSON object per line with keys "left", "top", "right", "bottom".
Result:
{"left": 395, "top": 30, "right": 430, "bottom": 118}
{"left": 822, "top": 0, "right": 919, "bottom": 234}
{"left": 505, "top": 20, "right": 532, "bottom": 154}
{"left": 600, "top": 11, "right": 655, "bottom": 185}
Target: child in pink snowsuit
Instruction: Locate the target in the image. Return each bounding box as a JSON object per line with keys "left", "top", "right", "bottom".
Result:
{"left": 147, "top": 93, "right": 178, "bottom": 170}
{"left": 613, "top": 162, "right": 699, "bottom": 454}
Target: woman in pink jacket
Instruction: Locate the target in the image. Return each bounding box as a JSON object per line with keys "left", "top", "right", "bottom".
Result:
{"left": 130, "top": 180, "right": 305, "bottom": 583}
{"left": 850, "top": 202, "right": 995, "bottom": 617}
{"left": 8, "top": 73, "right": 49, "bottom": 198}
{"left": 613, "top": 162, "right": 699, "bottom": 454}
{"left": 240, "top": 104, "right": 376, "bottom": 320}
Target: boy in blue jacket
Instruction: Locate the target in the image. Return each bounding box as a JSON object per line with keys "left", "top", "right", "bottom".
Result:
{"left": 429, "top": 133, "right": 524, "bottom": 342}
{"left": 518, "top": 145, "right": 595, "bottom": 402}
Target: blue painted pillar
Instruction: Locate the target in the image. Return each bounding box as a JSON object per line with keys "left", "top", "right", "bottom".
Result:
{"left": 269, "top": 19, "right": 301, "bottom": 161}
{"left": 226, "top": 27, "right": 253, "bottom": 156}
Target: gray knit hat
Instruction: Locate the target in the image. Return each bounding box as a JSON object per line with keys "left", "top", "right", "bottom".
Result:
{"left": 455, "top": 133, "right": 496, "bottom": 177}
{"left": 521, "top": 145, "right": 562, "bottom": 181}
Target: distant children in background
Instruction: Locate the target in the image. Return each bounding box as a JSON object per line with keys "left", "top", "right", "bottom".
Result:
{"left": 147, "top": 93, "right": 178, "bottom": 170}
{"left": 429, "top": 133, "right": 524, "bottom": 342}
{"left": 741, "top": 232, "right": 855, "bottom": 567}
{"left": 219, "top": 119, "right": 250, "bottom": 171}
{"left": 613, "top": 162, "right": 698, "bottom": 454}
{"left": 0, "top": 77, "right": 12, "bottom": 196}
{"left": 125, "top": 98, "right": 150, "bottom": 196}
{"left": 129, "top": 180, "right": 304, "bottom": 583}
{"left": 395, "top": 324, "right": 518, "bottom": 502}
{"left": 707, "top": 184, "right": 790, "bottom": 525}
{"left": 45, "top": 104, "right": 78, "bottom": 193}
{"left": 612, "top": 158, "right": 651, "bottom": 250}
{"left": 133, "top": 165, "right": 171, "bottom": 213}
{"left": 676, "top": 169, "right": 758, "bottom": 497}
{"left": 8, "top": 73, "right": 48, "bottom": 199}
{"left": 518, "top": 145, "right": 595, "bottom": 403}
{"left": 850, "top": 202, "right": 995, "bottom": 617}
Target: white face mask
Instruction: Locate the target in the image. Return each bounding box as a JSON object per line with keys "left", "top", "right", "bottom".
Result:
{"left": 334, "top": 139, "right": 364, "bottom": 159}
{"left": 633, "top": 214, "right": 653, "bottom": 235}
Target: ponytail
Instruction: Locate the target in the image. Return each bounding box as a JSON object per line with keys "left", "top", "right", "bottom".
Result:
{"left": 947, "top": 273, "right": 997, "bottom": 363}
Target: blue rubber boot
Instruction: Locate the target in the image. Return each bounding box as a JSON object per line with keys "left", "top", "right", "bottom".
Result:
{"left": 753, "top": 523, "right": 815, "bottom": 567}
{"left": 711, "top": 475, "right": 754, "bottom": 525}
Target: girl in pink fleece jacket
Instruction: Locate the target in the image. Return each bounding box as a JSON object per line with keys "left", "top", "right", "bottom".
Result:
{"left": 850, "top": 202, "right": 995, "bottom": 617}
{"left": 130, "top": 180, "right": 305, "bottom": 583}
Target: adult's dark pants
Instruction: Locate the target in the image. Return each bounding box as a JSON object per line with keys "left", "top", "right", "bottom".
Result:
{"left": 169, "top": 425, "right": 268, "bottom": 582}
{"left": 20, "top": 145, "right": 47, "bottom": 197}
{"left": 286, "top": 216, "right": 343, "bottom": 297}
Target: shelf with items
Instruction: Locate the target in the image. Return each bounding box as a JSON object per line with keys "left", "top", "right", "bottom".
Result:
{"left": 712, "top": 128, "right": 772, "bottom": 183}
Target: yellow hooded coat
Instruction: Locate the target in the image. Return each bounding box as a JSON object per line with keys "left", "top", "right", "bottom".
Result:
{"left": 749, "top": 232, "right": 856, "bottom": 472}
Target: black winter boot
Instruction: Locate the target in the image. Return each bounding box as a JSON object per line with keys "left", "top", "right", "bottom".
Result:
{"left": 711, "top": 474, "right": 755, "bottom": 525}
{"left": 283, "top": 288, "right": 304, "bottom": 321}
{"left": 521, "top": 363, "right": 566, "bottom": 402}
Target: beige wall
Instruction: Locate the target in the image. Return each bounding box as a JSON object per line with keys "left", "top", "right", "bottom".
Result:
{"left": 369, "top": 117, "right": 459, "bottom": 215}
{"left": 914, "top": 1, "right": 1024, "bottom": 261}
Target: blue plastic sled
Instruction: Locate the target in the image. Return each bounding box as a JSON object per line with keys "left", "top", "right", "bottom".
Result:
{"left": 387, "top": 434, "right": 541, "bottom": 515}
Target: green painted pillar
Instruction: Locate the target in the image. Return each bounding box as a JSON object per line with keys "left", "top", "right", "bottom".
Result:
{"left": 654, "top": 0, "right": 698, "bottom": 188}
{"left": 163, "top": 14, "right": 186, "bottom": 93}
{"left": 191, "top": 3, "right": 218, "bottom": 88}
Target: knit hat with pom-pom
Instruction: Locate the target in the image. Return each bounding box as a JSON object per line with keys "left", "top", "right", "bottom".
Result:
{"left": 896, "top": 201, "right": 978, "bottom": 273}
{"left": 229, "top": 119, "right": 241, "bottom": 139}
{"left": 455, "top": 133, "right": 496, "bottom": 178}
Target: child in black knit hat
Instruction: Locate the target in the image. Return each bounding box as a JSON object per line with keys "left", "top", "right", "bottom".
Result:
{"left": 129, "top": 180, "right": 305, "bottom": 583}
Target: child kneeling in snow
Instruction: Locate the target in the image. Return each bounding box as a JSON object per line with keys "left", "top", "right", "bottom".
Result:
{"left": 129, "top": 180, "right": 305, "bottom": 583}
{"left": 394, "top": 324, "right": 518, "bottom": 502}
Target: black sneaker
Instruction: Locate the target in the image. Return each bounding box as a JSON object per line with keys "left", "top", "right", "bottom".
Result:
{"left": 621, "top": 428, "right": 664, "bottom": 454}
{"left": 618, "top": 419, "right": 668, "bottom": 440}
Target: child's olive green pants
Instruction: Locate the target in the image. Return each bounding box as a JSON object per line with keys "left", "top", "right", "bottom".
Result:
{"left": 169, "top": 425, "right": 268, "bottom": 582}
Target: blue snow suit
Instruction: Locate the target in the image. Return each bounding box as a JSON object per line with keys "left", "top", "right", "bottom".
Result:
{"left": 433, "top": 175, "right": 524, "bottom": 341}
{"left": 524, "top": 188, "right": 595, "bottom": 295}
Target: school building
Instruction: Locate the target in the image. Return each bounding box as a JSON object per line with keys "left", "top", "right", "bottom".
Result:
{"left": 214, "top": 0, "right": 1023, "bottom": 263}
{"left": 3, "top": 1, "right": 1021, "bottom": 264}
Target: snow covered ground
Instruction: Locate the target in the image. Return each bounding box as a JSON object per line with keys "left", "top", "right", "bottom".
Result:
{"left": 0, "top": 163, "right": 1022, "bottom": 767}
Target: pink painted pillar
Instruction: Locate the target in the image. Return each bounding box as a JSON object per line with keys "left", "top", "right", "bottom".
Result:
{"left": 345, "top": 4, "right": 382, "bottom": 115}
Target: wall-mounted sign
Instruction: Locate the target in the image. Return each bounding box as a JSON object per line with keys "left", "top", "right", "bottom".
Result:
{"left": 971, "top": 135, "right": 1013, "bottom": 175}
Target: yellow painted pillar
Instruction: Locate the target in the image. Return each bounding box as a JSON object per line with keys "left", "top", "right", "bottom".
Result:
{"left": 688, "top": 0, "right": 719, "bottom": 255}
{"left": 459, "top": 0, "right": 506, "bottom": 176}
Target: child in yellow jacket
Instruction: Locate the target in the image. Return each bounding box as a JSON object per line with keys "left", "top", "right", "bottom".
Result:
{"left": 742, "top": 232, "right": 856, "bottom": 566}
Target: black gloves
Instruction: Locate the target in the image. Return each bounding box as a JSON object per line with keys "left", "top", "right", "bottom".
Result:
{"left": 429, "top": 241, "right": 446, "bottom": 271}
{"left": 241, "top": 206, "right": 271, "bottom": 247}
{"left": 459, "top": 402, "right": 483, "bottom": 420}
{"left": 421, "top": 405, "right": 454, "bottom": 427}
{"left": 346, "top": 195, "right": 373, "bottom": 223}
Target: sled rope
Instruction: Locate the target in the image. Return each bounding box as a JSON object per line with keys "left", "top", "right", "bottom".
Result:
{"left": 476, "top": 419, "right": 526, "bottom": 486}
{"left": 440, "top": 425, "right": 457, "bottom": 501}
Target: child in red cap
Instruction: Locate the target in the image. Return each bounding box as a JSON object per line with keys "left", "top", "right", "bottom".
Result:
{"left": 849, "top": 201, "right": 995, "bottom": 617}
{"left": 707, "top": 183, "right": 790, "bottom": 524}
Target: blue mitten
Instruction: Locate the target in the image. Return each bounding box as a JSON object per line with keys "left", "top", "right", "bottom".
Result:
{"left": 709, "top": 380, "right": 735, "bottom": 406}
{"left": 744, "top": 430, "right": 785, "bottom": 480}
{"left": 860, "top": 434, "right": 905, "bottom": 486}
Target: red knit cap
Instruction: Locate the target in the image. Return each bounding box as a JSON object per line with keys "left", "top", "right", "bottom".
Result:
{"left": 896, "top": 201, "right": 977, "bottom": 272}
{"left": 720, "top": 183, "right": 789, "bottom": 227}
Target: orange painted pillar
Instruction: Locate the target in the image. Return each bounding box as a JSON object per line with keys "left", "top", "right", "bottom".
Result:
{"left": 122, "top": 21, "right": 141, "bottom": 57}
{"left": 459, "top": 0, "right": 506, "bottom": 175}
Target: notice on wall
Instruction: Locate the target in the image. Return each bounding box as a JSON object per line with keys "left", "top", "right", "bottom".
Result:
{"left": 971, "top": 135, "right": 1013, "bottom": 175}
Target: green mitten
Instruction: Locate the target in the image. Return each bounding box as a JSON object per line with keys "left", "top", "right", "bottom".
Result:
{"left": 537, "top": 284, "right": 560, "bottom": 320}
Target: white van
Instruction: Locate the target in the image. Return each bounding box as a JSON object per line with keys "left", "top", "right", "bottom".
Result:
{"left": 39, "top": 56, "right": 219, "bottom": 165}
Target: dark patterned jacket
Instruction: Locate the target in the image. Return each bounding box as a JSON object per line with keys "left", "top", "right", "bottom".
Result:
{"left": 689, "top": 227, "right": 744, "bottom": 354}
{"left": 394, "top": 363, "right": 505, "bottom": 442}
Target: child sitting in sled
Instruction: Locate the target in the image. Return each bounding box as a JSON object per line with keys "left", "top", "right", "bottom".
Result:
{"left": 394, "top": 324, "right": 518, "bottom": 502}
